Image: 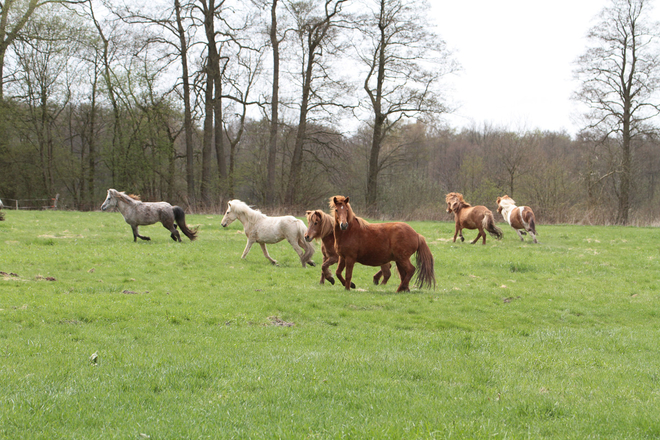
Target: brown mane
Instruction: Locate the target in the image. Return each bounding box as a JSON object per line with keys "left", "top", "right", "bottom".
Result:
{"left": 127, "top": 194, "right": 141, "bottom": 201}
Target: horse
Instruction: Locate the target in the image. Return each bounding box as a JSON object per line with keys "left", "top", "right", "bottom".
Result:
{"left": 304, "top": 209, "right": 392, "bottom": 287}
{"left": 496, "top": 195, "right": 538, "bottom": 243}
{"left": 330, "top": 196, "right": 435, "bottom": 293}
{"left": 445, "top": 192, "right": 503, "bottom": 244}
{"left": 221, "top": 199, "right": 315, "bottom": 267}
{"left": 101, "top": 189, "right": 198, "bottom": 242}
{"left": 0, "top": 198, "right": 4, "bottom": 221}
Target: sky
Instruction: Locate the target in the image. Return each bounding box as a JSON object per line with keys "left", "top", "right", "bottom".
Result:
{"left": 428, "top": 0, "right": 652, "bottom": 135}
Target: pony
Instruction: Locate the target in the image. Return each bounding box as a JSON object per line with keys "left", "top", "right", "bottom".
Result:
{"left": 0, "top": 198, "right": 4, "bottom": 221}
{"left": 330, "top": 196, "right": 435, "bottom": 293}
{"left": 445, "top": 192, "right": 503, "bottom": 244}
{"left": 305, "top": 209, "right": 391, "bottom": 287}
{"left": 101, "top": 189, "right": 198, "bottom": 242}
{"left": 496, "top": 195, "right": 538, "bottom": 243}
{"left": 221, "top": 199, "right": 315, "bottom": 267}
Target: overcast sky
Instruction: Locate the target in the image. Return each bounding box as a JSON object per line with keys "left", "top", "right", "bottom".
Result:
{"left": 428, "top": 0, "right": 658, "bottom": 135}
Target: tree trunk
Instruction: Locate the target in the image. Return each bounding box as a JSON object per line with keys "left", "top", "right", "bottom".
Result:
{"left": 266, "top": 0, "right": 279, "bottom": 206}
{"left": 200, "top": 70, "right": 214, "bottom": 207}
{"left": 175, "top": 0, "right": 195, "bottom": 207}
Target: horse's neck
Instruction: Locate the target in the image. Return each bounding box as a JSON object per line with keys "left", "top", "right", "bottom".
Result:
{"left": 322, "top": 214, "right": 335, "bottom": 239}
{"left": 501, "top": 204, "right": 516, "bottom": 223}
{"left": 238, "top": 208, "right": 264, "bottom": 233}
{"left": 116, "top": 198, "right": 137, "bottom": 217}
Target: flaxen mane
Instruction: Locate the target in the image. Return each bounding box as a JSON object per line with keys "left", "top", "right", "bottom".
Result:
{"left": 306, "top": 210, "right": 334, "bottom": 240}
{"left": 446, "top": 192, "right": 472, "bottom": 210}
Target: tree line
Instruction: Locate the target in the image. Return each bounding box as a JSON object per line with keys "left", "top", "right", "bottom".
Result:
{"left": 1, "top": 0, "right": 660, "bottom": 225}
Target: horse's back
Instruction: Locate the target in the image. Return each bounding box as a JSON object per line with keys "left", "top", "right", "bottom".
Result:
{"left": 339, "top": 221, "right": 419, "bottom": 266}
{"left": 255, "top": 215, "right": 304, "bottom": 243}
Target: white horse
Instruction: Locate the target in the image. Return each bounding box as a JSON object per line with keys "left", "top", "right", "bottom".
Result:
{"left": 101, "top": 189, "right": 198, "bottom": 242}
{"left": 221, "top": 199, "right": 315, "bottom": 267}
{"left": 496, "top": 195, "right": 538, "bottom": 243}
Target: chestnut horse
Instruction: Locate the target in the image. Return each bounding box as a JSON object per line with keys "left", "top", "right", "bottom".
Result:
{"left": 496, "top": 195, "right": 538, "bottom": 243}
{"left": 330, "top": 196, "right": 435, "bottom": 293}
{"left": 445, "top": 192, "right": 503, "bottom": 244}
{"left": 305, "top": 210, "right": 391, "bottom": 287}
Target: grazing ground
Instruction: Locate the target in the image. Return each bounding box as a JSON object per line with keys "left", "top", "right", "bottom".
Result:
{"left": 1, "top": 209, "right": 660, "bottom": 439}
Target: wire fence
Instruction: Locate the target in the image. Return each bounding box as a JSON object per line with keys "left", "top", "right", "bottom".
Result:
{"left": 0, "top": 194, "right": 59, "bottom": 210}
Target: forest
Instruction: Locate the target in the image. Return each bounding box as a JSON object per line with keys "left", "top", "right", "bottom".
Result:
{"left": 1, "top": 0, "right": 660, "bottom": 225}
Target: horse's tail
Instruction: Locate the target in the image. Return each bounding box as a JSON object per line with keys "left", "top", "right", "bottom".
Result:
{"left": 483, "top": 212, "right": 503, "bottom": 240}
{"left": 298, "top": 220, "right": 315, "bottom": 263}
{"left": 173, "top": 206, "right": 198, "bottom": 241}
{"left": 414, "top": 235, "right": 436, "bottom": 290}
{"left": 527, "top": 210, "right": 537, "bottom": 236}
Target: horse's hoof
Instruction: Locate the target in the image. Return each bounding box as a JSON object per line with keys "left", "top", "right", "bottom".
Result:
{"left": 350, "top": 282, "right": 356, "bottom": 289}
{"left": 373, "top": 278, "right": 380, "bottom": 285}
{"left": 460, "top": 237, "right": 465, "bottom": 242}
{"left": 327, "top": 277, "right": 335, "bottom": 285}
{"left": 307, "top": 261, "right": 316, "bottom": 267}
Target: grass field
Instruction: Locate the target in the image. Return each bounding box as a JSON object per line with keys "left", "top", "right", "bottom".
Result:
{"left": 1, "top": 209, "right": 660, "bottom": 439}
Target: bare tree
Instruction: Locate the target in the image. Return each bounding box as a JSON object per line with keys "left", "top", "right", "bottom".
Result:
{"left": 358, "top": 0, "right": 456, "bottom": 213}
{"left": 575, "top": 0, "right": 660, "bottom": 224}
{"left": 283, "top": 0, "right": 348, "bottom": 206}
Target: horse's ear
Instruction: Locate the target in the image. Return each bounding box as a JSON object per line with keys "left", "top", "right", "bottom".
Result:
{"left": 345, "top": 196, "right": 349, "bottom": 204}
{"left": 496, "top": 197, "right": 501, "bottom": 204}
{"left": 306, "top": 210, "right": 312, "bottom": 215}
{"left": 333, "top": 197, "right": 338, "bottom": 206}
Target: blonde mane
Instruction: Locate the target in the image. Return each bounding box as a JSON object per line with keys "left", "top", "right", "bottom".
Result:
{"left": 445, "top": 193, "right": 472, "bottom": 208}
{"left": 306, "top": 210, "right": 335, "bottom": 239}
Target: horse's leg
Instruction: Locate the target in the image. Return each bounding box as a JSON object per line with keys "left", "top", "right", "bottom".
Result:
{"left": 395, "top": 259, "right": 415, "bottom": 292}
{"left": 381, "top": 263, "right": 392, "bottom": 285}
{"left": 470, "top": 228, "right": 483, "bottom": 244}
{"left": 453, "top": 222, "right": 460, "bottom": 242}
{"left": 162, "top": 220, "right": 181, "bottom": 242}
{"left": 335, "top": 257, "right": 356, "bottom": 289}
{"left": 527, "top": 228, "right": 538, "bottom": 244}
{"left": 516, "top": 229, "right": 525, "bottom": 241}
{"left": 287, "top": 237, "right": 308, "bottom": 268}
{"left": 132, "top": 225, "right": 150, "bottom": 241}
{"left": 241, "top": 238, "right": 256, "bottom": 259}
{"left": 259, "top": 242, "right": 279, "bottom": 266}
{"left": 343, "top": 258, "right": 356, "bottom": 291}
{"left": 374, "top": 263, "right": 392, "bottom": 285}
{"left": 321, "top": 253, "right": 338, "bottom": 285}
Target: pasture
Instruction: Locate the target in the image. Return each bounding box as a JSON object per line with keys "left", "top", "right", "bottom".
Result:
{"left": 1, "top": 209, "right": 660, "bottom": 439}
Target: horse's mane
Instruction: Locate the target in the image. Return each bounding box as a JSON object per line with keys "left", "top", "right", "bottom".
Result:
{"left": 498, "top": 195, "right": 517, "bottom": 207}
{"left": 113, "top": 190, "right": 140, "bottom": 205}
{"left": 306, "top": 210, "right": 335, "bottom": 239}
{"left": 228, "top": 199, "right": 266, "bottom": 223}
{"left": 329, "top": 196, "right": 369, "bottom": 229}
{"left": 446, "top": 192, "right": 472, "bottom": 208}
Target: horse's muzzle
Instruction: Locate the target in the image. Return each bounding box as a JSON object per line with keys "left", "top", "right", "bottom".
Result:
{"left": 221, "top": 223, "right": 227, "bottom": 228}
{"left": 305, "top": 235, "right": 312, "bottom": 242}
{"left": 340, "top": 222, "right": 348, "bottom": 230}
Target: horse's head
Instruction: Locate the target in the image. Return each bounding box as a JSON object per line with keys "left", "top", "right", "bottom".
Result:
{"left": 101, "top": 189, "right": 118, "bottom": 211}
{"left": 446, "top": 192, "right": 467, "bottom": 214}
{"left": 221, "top": 201, "right": 238, "bottom": 227}
{"left": 496, "top": 195, "right": 514, "bottom": 214}
{"left": 331, "top": 196, "right": 352, "bottom": 230}
{"left": 305, "top": 210, "right": 326, "bottom": 242}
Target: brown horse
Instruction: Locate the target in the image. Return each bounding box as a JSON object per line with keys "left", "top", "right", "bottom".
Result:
{"left": 445, "top": 192, "right": 503, "bottom": 244}
{"left": 496, "top": 195, "right": 538, "bottom": 243}
{"left": 330, "top": 196, "right": 435, "bottom": 293}
{"left": 305, "top": 210, "right": 391, "bottom": 287}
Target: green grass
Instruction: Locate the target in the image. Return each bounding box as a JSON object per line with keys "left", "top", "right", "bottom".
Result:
{"left": 1, "top": 210, "right": 660, "bottom": 439}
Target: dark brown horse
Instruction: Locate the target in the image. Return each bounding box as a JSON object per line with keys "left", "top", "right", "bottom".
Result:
{"left": 330, "top": 196, "right": 435, "bottom": 293}
{"left": 305, "top": 209, "right": 391, "bottom": 287}
{"left": 445, "top": 192, "right": 502, "bottom": 244}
